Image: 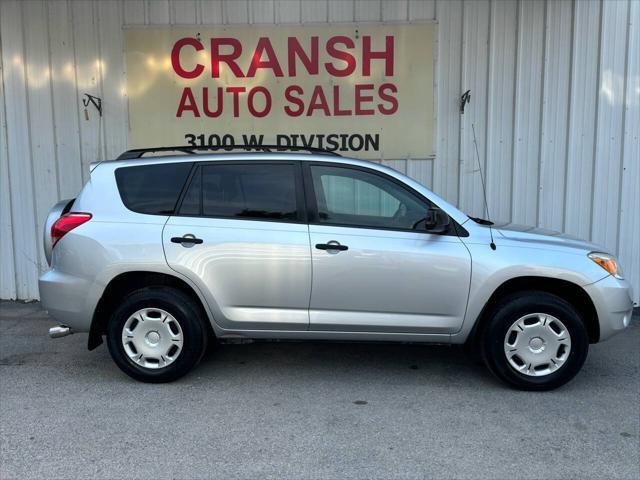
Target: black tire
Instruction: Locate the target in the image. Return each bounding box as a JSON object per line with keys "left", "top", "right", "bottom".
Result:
{"left": 481, "top": 291, "right": 589, "bottom": 391}
{"left": 106, "top": 287, "right": 209, "bottom": 383}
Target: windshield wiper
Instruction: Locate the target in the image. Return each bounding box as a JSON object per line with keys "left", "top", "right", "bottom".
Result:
{"left": 469, "top": 216, "right": 494, "bottom": 226}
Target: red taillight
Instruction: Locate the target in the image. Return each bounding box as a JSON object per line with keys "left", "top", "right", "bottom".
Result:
{"left": 51, "top": 213, "right": 92, "bottom": 247}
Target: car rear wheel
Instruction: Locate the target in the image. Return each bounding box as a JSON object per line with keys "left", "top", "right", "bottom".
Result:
{"left": 106, "top": 287, "right": 208, "bottom": 383}
{"left": 481, "top": 291, "right": 589, "bottom": 391}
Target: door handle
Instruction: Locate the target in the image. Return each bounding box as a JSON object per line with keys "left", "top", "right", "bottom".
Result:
{"left": 171, "top": 235, "right": 203, "bottom": 245}
{"left": 315, "top": 242, "right": 348, "bottom": 251}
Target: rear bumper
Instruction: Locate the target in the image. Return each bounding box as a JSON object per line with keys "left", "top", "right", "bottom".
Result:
{"left": 584, "top": 275, "right": 635, "bottom": 342}
{"left": 38, "top": 268, "right": 94, "bottom": 332}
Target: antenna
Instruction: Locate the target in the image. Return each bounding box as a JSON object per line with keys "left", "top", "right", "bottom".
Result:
{"left": 471, "top": 122, "right": 496, "bottom": 251}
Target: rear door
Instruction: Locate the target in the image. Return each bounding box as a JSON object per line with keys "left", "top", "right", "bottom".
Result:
{"left": 163, "top": 161, "right": 312, "bottom": 331}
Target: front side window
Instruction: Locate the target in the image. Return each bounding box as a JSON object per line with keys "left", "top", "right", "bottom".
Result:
{"left": 179, "top": 163, "right": 300, "bottom": 221}
{"left": 310, "top": 165, "right": 429, "bottom": 230}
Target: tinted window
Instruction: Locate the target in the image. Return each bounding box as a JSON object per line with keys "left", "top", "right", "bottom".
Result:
{"left": 179, "top": 163, "right": 300, "bottom": 221}
{"left": 178, "top": 167, "right": 201, "bottom": 216}
{"left": 115, "top": 162, "right": 192, "bottom": 215}
{"left": 310, "top": 165, "right": 428, "bottom": 230}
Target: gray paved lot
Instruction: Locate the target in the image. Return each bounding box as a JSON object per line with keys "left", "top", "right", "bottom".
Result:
{"left": 0, "top": 301, "right": 638, "bottom": 479}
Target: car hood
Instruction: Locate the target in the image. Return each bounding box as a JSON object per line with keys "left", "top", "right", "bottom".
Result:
{"left": 493, "top": 222, "right": 606, "bottom": 253}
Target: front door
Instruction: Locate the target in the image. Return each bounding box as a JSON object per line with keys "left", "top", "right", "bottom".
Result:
{"left": 304, "top": 163, "right": 471, "bottom": 334}
{"left": 163, "top": 161, "right": 311, "bottom": 331}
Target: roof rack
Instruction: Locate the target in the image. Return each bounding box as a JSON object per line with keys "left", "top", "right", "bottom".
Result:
{"left": 116, "top": 144, "right": 342, "bottom": 160}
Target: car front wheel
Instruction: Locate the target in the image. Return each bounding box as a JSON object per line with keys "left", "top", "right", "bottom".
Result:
{"left": 481, "top": 291, "right": 589, "bottom": 391}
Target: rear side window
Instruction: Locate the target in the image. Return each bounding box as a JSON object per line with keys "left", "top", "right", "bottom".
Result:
{"left": 178, "top": 163, "right": 300, "bottom": 222}
{"left": 115, "top": 162, "right": 192, "bottom": 215}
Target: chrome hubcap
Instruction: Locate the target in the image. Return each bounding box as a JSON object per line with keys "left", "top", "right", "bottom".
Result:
{"left": 503, "top": 313, "right": 571, "bottom": 377}
{"left": 121, "top": 308, "right": 183, "bottom": 369}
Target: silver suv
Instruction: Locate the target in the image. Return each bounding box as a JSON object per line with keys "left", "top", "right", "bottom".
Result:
{"left": 39, "top": 147, "right": 634, "bottom": 390}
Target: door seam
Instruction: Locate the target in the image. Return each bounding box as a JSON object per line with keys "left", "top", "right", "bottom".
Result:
{"left": 306, "top": 223, "right": 313, "bottom": 331}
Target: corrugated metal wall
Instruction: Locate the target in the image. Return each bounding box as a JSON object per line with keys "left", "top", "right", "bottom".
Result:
{"left": 1, "top": 0, "right": 638, "bottom": 302}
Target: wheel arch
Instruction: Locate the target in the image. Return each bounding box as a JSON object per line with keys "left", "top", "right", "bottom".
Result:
{"left": 88, "top": 271, "right": 214, "bottom": 350}
{"left": 467, "top": 276, "right": 600, "bottom": 350}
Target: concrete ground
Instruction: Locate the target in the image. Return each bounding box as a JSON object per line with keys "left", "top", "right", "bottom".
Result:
{"left": 0, "top": 301, "right": 638, "bottom": 479}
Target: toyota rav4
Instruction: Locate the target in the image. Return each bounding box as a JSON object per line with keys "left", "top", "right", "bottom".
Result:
{"left": 39, "top": 146, "right": 635, "bottom": 390}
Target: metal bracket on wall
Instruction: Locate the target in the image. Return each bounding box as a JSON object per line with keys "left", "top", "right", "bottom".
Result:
{"left": 82, "top": 93, "right": 102, "bottom": 119}
{"left": 460, "top": 90, "right": 471, "bottom": 114}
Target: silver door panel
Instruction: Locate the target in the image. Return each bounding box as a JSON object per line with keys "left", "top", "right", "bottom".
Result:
{"left": 309, "top": 225, "right": 471, "bottom": 333}
{"left": 164, "top": 217, "right": 312, "bottom": 330}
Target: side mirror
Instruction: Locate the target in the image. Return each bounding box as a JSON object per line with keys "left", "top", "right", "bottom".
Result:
{"left": 424, "top": 207, "right": 450, "bottom": 234}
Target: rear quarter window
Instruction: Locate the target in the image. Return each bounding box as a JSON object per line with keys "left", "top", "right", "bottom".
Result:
{"left": 115, "top": 162, "right": 193, "bottom": 215}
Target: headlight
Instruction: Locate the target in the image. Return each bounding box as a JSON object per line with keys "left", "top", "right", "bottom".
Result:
{"left": 588, "top": 252, "right": 624, "bottom": 279}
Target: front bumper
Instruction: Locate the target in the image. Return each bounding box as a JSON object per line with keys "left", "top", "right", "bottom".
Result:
{"left": 38, "top": 268, "right": 94, "bottom": 332}
{"left": 584, "top": 274, "right": 635, "bottom": 342}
